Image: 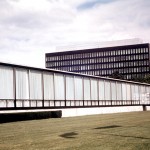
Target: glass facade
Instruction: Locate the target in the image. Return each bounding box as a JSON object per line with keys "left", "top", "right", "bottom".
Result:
{"left": 46, "top": 43, "right": 150, "bottom": 80}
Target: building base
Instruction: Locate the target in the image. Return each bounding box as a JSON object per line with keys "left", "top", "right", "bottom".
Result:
{"left": 1, "top": 106, "right": 149, "bottom": 118}
{"left": 60, "top": 106, "right": 143, "bottom": 117}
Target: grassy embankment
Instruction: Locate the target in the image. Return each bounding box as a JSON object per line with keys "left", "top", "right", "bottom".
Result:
{"left": 0, "top": 111, "right": 150, "bottom": 150}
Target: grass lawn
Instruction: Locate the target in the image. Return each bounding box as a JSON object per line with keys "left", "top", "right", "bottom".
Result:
{"left": 0, "top": 111, "right": 150, "bottom": 150}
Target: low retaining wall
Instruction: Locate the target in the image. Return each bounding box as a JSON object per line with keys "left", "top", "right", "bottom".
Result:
{"left": 0, "top": 106, "right": 148, "bottom": 119}
{"left": 146, "top": 106, "right": 150, "bottom": 111}
{"left": 59, "top": 106, "right": 143, "bottom": 117}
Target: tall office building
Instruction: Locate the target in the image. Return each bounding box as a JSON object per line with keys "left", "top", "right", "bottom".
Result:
{"left": 45, "top": 42, "right": 150, "bottom": 80}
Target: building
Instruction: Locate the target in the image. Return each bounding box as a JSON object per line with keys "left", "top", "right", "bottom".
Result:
{"left": 0, "top": 62, "right": 150, "bottom": 117}
{"left": 45, "top": 43, "right": 150, "bottom": 80}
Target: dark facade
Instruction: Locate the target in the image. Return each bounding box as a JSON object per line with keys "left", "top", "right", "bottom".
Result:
{"left": 45, "top": 43, "right": 150, "bottom": 80}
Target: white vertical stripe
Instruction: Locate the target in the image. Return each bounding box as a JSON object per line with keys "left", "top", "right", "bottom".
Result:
{"left": 16, "top": 69, "right": 29, "bottom": 99}
{"left": 111, "top": 82, "right": 116, "bottom": 100}
{"left": 134, "top": 85, "right": 139, "bottom": 100}
{"left": 29, "top": 70, "right": 42, "bottom": 100}
{"left": 131, "top": 84, "right": 135, "bottom": 100}
{"left": 122, "top": 83, "right": 127, "bottom": 100}
{"left": 140, "top": 86, "right": 146, "bottom": 102}
{"left": 105, "top": 81, "right": 111, "bottom": 100}
{"left": 116, "top": 82, "right": 122, "bottom": 100}
{"left": 126, "top": 84, "right": 131, "bottom": 100}
{"left": 55, "top": 74, "right": 65, "bottom": 100}
{"left": 91, "top": 79, "right": 98, "bottom": 100}
{"left": 99, "top": 80, "right": 105, "bottom": 100}
{"left": 0, "top": 66, "right": 14, "bottom": 99}
{"left": 66, "top": 75, "right": 74, "bottom": 100}
{"left": 43, "top": 72, "right": 54, "bottom": 100}
{"left": 83, "top": 78, "right": 91, "bottom": 100}
{"left": 75, "top": 77, "right": 83, "bottom": 100}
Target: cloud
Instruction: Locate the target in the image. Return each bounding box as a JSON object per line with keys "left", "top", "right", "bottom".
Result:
{"left": 0, "top": 0, "right": 150, "bottom": 67}
{"left": 77, "top": 0, "right": 117, "bottom": 10}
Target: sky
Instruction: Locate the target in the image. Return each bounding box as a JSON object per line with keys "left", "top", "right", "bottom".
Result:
{"left": 0, "top": 0, "right": 150, "bottom": 68}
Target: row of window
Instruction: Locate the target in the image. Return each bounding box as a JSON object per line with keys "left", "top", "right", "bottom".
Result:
{"left": 47, "top": 54, "right": 149, "bottom": 65}
{"left": 46, "top": 48, "right": 149, "bottom": 61}
{"left": 53, "top": 66, "right": 148, "bottom": 75}
{"left": 73, "top": 70, "right": 147, "bottom": 80}
{"left": 47, "top": 60, "right": 149, "bottom": 68}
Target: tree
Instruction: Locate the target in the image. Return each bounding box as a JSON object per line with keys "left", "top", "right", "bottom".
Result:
{"left": 144, "top": 74, "right": 150, "bottom": 84}
{"left": 109, "top": 71, "right": 124, "bottom": 80}
{"left": 131, "top": 74, "right": 150, "bottom": 84}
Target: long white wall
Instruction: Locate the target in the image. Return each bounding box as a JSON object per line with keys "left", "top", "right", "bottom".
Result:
{"left": 60, "top": 106, "right": 143, "bottom": 117}
{"left": 0, "top": 64, "right": 150, "bottom": 108}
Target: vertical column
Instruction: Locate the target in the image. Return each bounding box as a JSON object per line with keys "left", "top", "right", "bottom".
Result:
{"left": 121, "top": 82, "right": 123, "bottom": 105}
{"left": 90, "top": 78, "right": 92, "bottom": 106}
{"left": 42, "top": 71, "right": 44, "bottom": 108}
{"left": 28, "top": 69, "right": 31, "bottom": 107}
{"left": 104, "top": 80, "right": 105, "bottom": 105}
{"left": 97, "top": 79, "right": 99, "bottom": 106}
{"left": 82, "top": 77, "right": 84, "bottom": 106}
{"left": 64, "top": 75, "right": 66, "bottom": 107}
{"left": 13, "top": 67, "right": 16, "bottom": 108}
{"left": 53, "top": 73, "right": 56, "bottom": 107}
{"left": 116, "top": 81, "right": 117, "bottom": 105}
{"left": 110, "top": 81, "right": 112, "bottom": 105}
{"left": 73, "top": 76, "right": 75, "bottom": 107}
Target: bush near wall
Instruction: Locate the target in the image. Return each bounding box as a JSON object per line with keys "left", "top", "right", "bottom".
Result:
{"left": 0, "top": 110, "right": 62, "bottom": 123}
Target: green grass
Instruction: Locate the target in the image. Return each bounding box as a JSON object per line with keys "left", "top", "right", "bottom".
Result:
{"left": 0, "top": 111, "right": 150, "bottom": 150}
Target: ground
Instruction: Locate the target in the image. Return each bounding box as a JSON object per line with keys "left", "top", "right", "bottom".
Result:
{"left": 0, "top": 111, "right": 150, "bottom": 150}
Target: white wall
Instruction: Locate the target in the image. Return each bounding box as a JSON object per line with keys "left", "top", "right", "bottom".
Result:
{"left": 61, "top": 106, "right": 143, "bottom": 117}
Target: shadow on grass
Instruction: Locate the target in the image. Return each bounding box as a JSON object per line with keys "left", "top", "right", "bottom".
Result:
{"left": 94, "top": 125, "right": 150, "bottom": 140}
{"left": 94, "top": 125, "right": 122, "bottom": 130}
{"left": 60, "top": 132, "right": 78, "bottom": 138}
{"left": 101, "top": 133, "right": 150, "bottom": 140}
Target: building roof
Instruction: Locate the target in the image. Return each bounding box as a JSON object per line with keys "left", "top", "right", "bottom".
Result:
{"left": 56, "top": 38, "right": 143, "bottom": 52}
{"left": 46, "top": 43, "right": 149, "bottom": 56}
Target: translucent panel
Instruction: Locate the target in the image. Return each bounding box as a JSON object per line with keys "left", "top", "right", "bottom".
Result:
{"left": 134, "top": 85, "right": 139, "bottom": 100}
{"left": 16, "top": 69, "right": 29, "bottom": 99}
{"left": 140, "top": 86, "right": 146, "bottom": 102}
{"left": 149, "top": 86, "right": 150, "bottom": 101}
{"left": 66, "top": 75, "right": 74, "bottom": 100}
{"left": 146, "top": 86, "right": 150, "bottom": 101}
{"left": 50, "top": 101, "right": 54, "bottom": 107}
{"left": 131, "top": 84, "right": 135, "bottom": 100}
{"left": 29, "top": 70, "right": 42, "bottom": 100}
{"left": 24, "top": 100, "right": 30, "bottom": 107}
{"left": 30, "top": 100, "right": 36, "bottom": 107}
{"left": 91, "top": 79, "right": 98, "bottom": 100}
{"left": 7, "top": 100, "right": 14, "bottom": 107}
{"left": 111, "top": 82, "right": 116, "bottom": 100}
{"left": 126, "top": 84, "right": 131, "bottom": 100}
{"left": 99, "top": 80, "right": 104, "bottom": 100}
{"left": 0, "top": 100, "right": 6, "bottom": 107}
{"left": 16, "top": 100, "right": 23, "bottom": 107}
{"left": 83, "top": 78, "right": 91, "bottom": 100}
{"left": 37, "top": 101, "right": 42, "bottom": 107}
{"left": 122, "top": 83, "right": 127, "bottom": 100}
{"left": 44, "top": 101, "right": 49, "bottom": 107}
{"left": 43, "top": 72, "right": 54, "bottom": 100}
{"left": 54, "top": 74, "right": 65, "bottom": 100}
{"left": 75, "top": 77, "right": 83, "bottom": 100}
{"left": 0, "top": 66, "right": 14, "bottom": 99}
{"left": 116, "top": 82, "right": 122, "bottom": 100}
{"left": 105, "top": 81, "right": 111, "bottom": 100}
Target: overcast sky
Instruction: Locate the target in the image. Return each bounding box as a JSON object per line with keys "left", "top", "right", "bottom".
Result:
{"left": 0, "top": 0, "right": 150, "bottom": 67}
